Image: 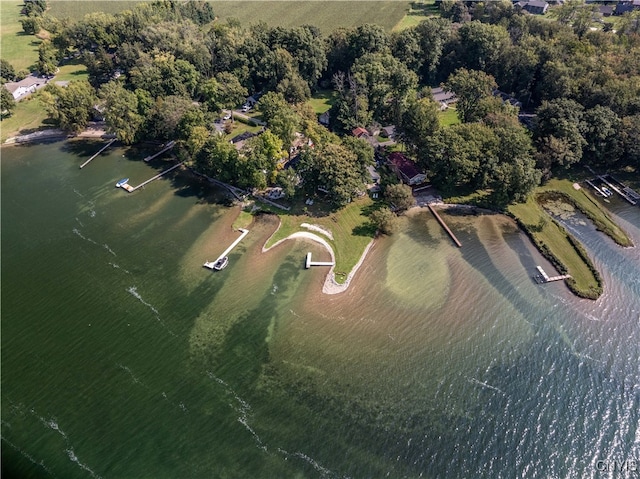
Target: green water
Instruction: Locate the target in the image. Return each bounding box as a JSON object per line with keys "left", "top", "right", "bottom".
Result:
{"left": 2, "top": 140, "right": 639, "bottom": 478}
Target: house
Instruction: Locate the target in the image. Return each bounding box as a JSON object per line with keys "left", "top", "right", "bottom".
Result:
{"left": 380, "top": 126, "right": 395, "bottom": 139}
{"left": 352, "top": 127, "right": 369, "bottom": 139}
{"left": 245, "top": 92, "right": 263, "bottom": 107}
{"left": 599, "top": 5, "right": 614, "bottom": 16}
{"left": 517, "top": 0, "right": 549, "bottom": 14}
{"left": 431, "top": 87, "right": 457, "bottom": 109}
{"left": 493, "top": 89, "right": 523, "bottom": 108}
{"left": 388, "top": 152, "right": 427, "bottom": 186}
{"left": 3, "top": 75, "right": 45, "bottom": 100}
{"left": 230, "top": 131, "right": 257, "bottom": 150}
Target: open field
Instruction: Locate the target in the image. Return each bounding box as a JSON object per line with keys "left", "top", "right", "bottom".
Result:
{"left": 46, "top": 1, "right": 411, "bottom": 32}
{"left": 0, "top": 94, "right": 51, "bottom": 142}
{"left": 0, "top": 1, "right": 41, "bottom": 71}
{"left": 263, "top": 196, "right": 375, "bottom": 283}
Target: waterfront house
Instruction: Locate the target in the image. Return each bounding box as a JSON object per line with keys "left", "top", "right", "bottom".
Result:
{"left": 3, "top": 75, "right": 45, "bottom": 100}
{"left": 388, "top": 152, "right": 427, "bottom": 186}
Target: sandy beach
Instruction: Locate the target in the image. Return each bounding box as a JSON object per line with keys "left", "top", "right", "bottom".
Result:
{"left": 262, "top": 224, "right": 374, "bottom": 295}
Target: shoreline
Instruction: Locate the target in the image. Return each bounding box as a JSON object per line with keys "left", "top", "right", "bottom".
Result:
{"left": 262, "top": 220, "right": 374, "bottom": 295}
{"left": 3, "top": 124, "right": 114, "bottom": 145}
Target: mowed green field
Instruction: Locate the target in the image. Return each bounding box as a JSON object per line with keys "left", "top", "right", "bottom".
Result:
{"left": 47, "top": 0, "right": 411, "bottom": 33}
{"left": 0, "top": 1, "right": 41, "bottom": 71}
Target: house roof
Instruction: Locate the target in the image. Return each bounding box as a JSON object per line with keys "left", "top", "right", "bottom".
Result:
{"left": 388, "top": 152, "right": 421, "bottom": 180}
{"left": 352, "top": 127, "right": 369, "bottom": 138}
{"left": 431, "top": 87, "right": 456, "bottom": 104}
{"left": 3, "top": 75, "right": 42, "bottom": 94}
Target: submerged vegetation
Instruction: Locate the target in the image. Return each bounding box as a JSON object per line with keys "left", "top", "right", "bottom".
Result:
{"left": 2, "top": 0, "right": 638, "bottom": 297}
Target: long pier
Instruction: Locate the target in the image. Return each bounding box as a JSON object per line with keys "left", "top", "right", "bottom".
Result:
{"left": 534, "top": 266, "right": 571, "bottom": 284}
{"left": 144, "top": 141, "right": 175, "bottom": 162}
{"left": 427, "top": 204, "right": 462, "bottom": 248}
{"left": 79, "top": 139, "right": 116, "bottom": 168}
{"left": 204, "top": 228, "right": 249, "bottom": 269}
{"left": 305, "top": 252, "right": 335, "bottom": 269}
{"left": 118, "top": 162, "right": 184, "bottom": 192}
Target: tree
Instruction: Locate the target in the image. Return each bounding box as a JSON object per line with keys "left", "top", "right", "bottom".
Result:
{"left": 257, "top": 92, "right": 300, "bottom": 146}
{"left": 399, "top": 95, "right": 440, "bottom": 153}
{"left": 444, "top": 68, "right": 497, "bottom": 123}
{"left": 533, "top": 99, "right": 586, "bottom": 173}
{"left": 276, "top": 168, "right": 298, "bottom": 198}
{"left": 36, "top": 41, "right": 59, "bottom": 76}
{"left": 297, "top": 142, "right": 365, "bottom": 207}
{"left": 385, "top": 183, "right": 414, "bottom": 212}
{"left": 454, "top": 21, "right": 511, "bottom": 72}
{"left": 99, "top": 81, "right": 144, "bottom": 144}
{"left": 1, "top": 59, "right": 16, "bottom": 82}
{"left": 146, "top": 95, "right": 197, "bottom": 140}
{"left": 369, "top": 207, "right": 398, "bottom": 235}
{"left": 620, "top": 115, "right": 640, "bottom": 169}
{"left": 352, "top": 53, "right": 417, "bottom": 124}
{"left": 424, "top": 122, "right": 497, "bottom": 190}
{"left": 1, "top": 87, "right": 16, "bottom": 118}
{"left": 195, "top": 133, "right": 240, "bottom": 183}
{"left": 582, "top": 105, "right": 622, "bottom": 167}
{"left": 20, "top": 17, "right": 41, "bottom": 35}
{"left": 41, "top": 81, "right": 97, "bottom": 133}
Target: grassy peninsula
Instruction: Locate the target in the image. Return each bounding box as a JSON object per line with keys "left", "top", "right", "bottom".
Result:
{"left": 508, "top": 179, "right": 632, "bottom": 299}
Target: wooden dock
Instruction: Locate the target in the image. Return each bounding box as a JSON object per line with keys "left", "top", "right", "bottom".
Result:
{"left": 79, "top": 139, "right": 116, "bottom": 168}
{"left": 118, "top": 162, "right": 184, "bottom": 193}
{"left": 603, "top": 175, "right": 639, "bottom": 205}
{"left": 305, "top": 252, "right": 335, "bottom": 269}
{"left": 204, "top": 229, "right": 249, "bottom": 270}
{"left": 427, "top": 204, "right": 462, "bottom": 248}
{"left": 144, "top": 141, "right": 175, "bottom": 162}
{"left": 534, "top": 266, "right": 571, "bottom": 284}
{"left": 598, "top": 175, "right": 637, "bottom": 205}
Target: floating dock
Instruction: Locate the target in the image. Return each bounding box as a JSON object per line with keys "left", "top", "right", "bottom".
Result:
{"left": 602, "top": 175, "right": 639, "bottom": 205}
{"left": 144, "top": 141, "right": 175, "bottom": 162}
{"left": 305, "top": 252, "right": 335, "bottom": 269}
{"left": 534, "top": 266, "right": 571, "bottom": 284}
{"left": 204, "top": 228, "right": 249, "bottom": 270}
{"left": 117, "top": 162, "right": 184, "bottom": 193}
{"left": 79, "top": 139, "right": 116, "bottom": 169}
{"left": 427, "top": 204, "right": 462, "bottom": 248}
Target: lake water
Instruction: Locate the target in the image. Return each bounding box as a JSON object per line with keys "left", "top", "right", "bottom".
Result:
{"left": 2, "top": 140, "right": 639, "bottom": 478}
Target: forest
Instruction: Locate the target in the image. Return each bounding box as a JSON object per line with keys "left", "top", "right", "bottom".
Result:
{"left": 2, "top": 0, "right": 640, "bottom": 209}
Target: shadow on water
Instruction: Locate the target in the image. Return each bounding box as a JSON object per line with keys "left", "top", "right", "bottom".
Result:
{"left": 211, "top": 257, "right": 302, "bottom": 388}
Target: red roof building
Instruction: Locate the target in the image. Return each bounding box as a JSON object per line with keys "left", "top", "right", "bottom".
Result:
{"left": 352, "top": 127, "right": 369, "bottom": 138}
{"left": 388, "top": 152, "right": 427, "bottom": 186}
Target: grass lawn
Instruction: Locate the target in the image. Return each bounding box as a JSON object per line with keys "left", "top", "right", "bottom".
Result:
{"left": 54, "top": 60, "right": 89, "bottom": 82}
{"left": 308, "top": 89, "right": 335, "bottom": 115}
{"left": 0, "top": 1, "right": 41, "bottom": 71}
{"left": 438, "top": 107, "right": 460, "bottom": 127}
{"left": 224, "top": 121, "right": 262, "bottom": 138}
{"left": 1, "top": 94, "right": 52, "bottom": 142}
{"left": 263, "top": 196, "right": 375, "bottom": 283}
{"left": 392, "top": 0, "right": 440, "bottom": 31}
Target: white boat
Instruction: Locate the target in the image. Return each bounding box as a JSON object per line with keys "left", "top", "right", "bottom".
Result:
{"left": 601, "top": 187, "right": 613, "bottom": 197}
{"left": 213, "top": 256, "right": 229, "bottom": 271}
{"left": 116, "top": 178, "right": 129, "bottom": 188}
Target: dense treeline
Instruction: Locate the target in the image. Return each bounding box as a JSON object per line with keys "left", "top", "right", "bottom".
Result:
{"left": 12, "top": 0, "right": 640, "bottom": 207}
